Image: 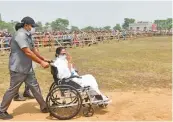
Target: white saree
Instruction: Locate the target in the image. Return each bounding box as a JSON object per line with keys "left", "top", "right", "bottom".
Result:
{"left": 53, "top": 57, "right": 103, "bottom": 96}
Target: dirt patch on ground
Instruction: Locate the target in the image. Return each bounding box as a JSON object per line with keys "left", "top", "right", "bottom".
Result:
{"left": 5, "top": 89, "right": 172, "bottom": 121}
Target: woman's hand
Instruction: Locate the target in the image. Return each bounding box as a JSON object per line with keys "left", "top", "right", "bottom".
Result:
{"left": 66, "top": 53, "right": 72, "bottom": 63}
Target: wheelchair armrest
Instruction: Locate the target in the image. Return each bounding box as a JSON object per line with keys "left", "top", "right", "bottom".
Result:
{"left": 70, "top": 75, "right": 82, "bottom": 79}
{"left": 62, "top": 75, "right": 82, "bottom": 81}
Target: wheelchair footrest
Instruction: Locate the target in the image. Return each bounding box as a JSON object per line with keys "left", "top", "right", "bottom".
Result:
{"left": 92, "top": 99, "right": 112, "bottom": 105}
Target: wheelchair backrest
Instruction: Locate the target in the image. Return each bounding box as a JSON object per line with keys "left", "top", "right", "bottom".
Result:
{"left": 51, "top": 65, "right": 60, "bottom": 83}
{"left": 50, "top": 64, "right": 81, "bottom": 89}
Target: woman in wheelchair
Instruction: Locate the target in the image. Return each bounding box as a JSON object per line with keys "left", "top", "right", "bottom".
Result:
{"left": 53, "top": 47, "right": 109, "bottom": 102}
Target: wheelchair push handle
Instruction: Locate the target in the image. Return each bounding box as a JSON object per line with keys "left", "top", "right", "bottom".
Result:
{"left": 47, "top": 60, "right": 55, "bottom": 66}
{"left": 47, "top": 60, "right": 54, "bottom": 63}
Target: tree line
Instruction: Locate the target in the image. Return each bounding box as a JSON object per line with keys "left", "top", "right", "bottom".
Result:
{"left": 0, "top": 18, "right": 172, "bottom": 33}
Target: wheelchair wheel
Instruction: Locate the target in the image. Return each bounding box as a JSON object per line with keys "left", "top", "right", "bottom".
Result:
{"left": 49, "top": 82, "right": 57, "bottom": 91}
{"left": 46, "top": 85, "right": 82, "bottom": 120}
{"left": 83, "top": 107, "right": 94, "bottom": 117}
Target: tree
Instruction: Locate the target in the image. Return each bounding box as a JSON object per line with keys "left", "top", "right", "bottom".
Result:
{"left": 71, "top": 26, "right": 79, "bottom": 32}
{"left": 166, "top": 18, "right": 173, "bottom": 30}
{"left": 45, "top": 22, "right": 50, "bottom": 28}
{"left": 103, "top": 26, "right": 111, "bottom": 30}
{"left": 156, "top": 20, "right": 167, "bottom": 30}
{"left": 51, "top": 18, "right": 69, "bottom": 31}
{"left": 154, "top": 18, "right": 172, "bottom": 30}
{"left": 81, "top": 26, "right": 95, "bottom": 31}
{"left": 10, "top": 20, "right": 19, "bottom": 32}
{"left": 122, "top": 18, "right": 135, "bottom": 29}
{"left": 94, "top": 27, "right": 102, "bottom": 31}
{"left": 113, "top": 24, "right": 121, "bottom": 31}
{"left": 43, "top": 22, "right": 50, "bottom": 31}
{"left": 7, "top": 22, "right": 15, "bottom": 33}
{"left": 35, "top": 21, "right": 43, "bottom": 32}
{"left": 0, "top": 21, "right": 15, "bottom": 33}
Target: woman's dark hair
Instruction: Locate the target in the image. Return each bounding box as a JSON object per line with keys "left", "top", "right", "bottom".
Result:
{"left": 55, "top": 47, "right": 65, "bottom": 57}
{"left": 15, "top": 22, "right": 24, "bottom": 31}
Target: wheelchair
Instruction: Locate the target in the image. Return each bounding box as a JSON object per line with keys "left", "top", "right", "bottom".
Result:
{"left": 46, "top": 63, "right": 111, "bottom": 120}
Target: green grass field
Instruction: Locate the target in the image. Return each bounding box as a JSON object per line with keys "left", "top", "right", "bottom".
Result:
{"left": 0, "top": 36, "right": 172, "bottom": 97}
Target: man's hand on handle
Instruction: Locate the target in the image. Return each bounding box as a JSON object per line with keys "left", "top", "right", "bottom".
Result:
{"left": 43, "top": 58, "right": 51, "bottom": 63}
{"left": 40, "top": 61, "right": 49, "bottom": 68}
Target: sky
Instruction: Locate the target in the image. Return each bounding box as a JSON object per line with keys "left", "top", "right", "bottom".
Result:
{"left": 0, "top": 1, "right": 172, "bottom": 28}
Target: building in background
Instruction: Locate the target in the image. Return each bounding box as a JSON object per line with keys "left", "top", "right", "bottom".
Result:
{"left": 129, "top": 21, "right": 157, "bottom": 31}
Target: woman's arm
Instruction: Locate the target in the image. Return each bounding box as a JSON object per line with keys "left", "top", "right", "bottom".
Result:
{"left": 66, "top": 52, "right": 78, "bottom": 74}
{"left": 66, "top": 52, "right": 72, "bottom": 63}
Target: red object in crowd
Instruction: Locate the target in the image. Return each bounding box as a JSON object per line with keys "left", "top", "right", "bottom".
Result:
{"left": 73, "top": 33, "right": 79, "bottom": 44}
{"left": 152, "top": 24, "right": 157, "bottom": 31}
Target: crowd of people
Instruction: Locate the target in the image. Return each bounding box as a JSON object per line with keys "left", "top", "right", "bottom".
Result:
{"left": 0, "top": 31, "right": 12, "bottom": 49}
{"left": 0, "top": 28, "right": 172, "bottom": 50}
